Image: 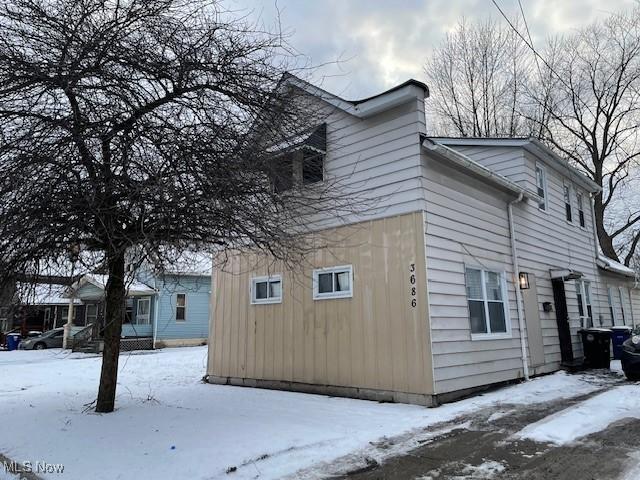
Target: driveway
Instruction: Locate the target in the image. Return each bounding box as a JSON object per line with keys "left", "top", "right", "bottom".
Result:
{"left": 338, "top": 369, "right": 638, "bottom": 480}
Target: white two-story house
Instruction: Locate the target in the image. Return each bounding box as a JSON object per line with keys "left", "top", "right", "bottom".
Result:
{"left": 206, "top": 75, "right": 639, "bottom": 406}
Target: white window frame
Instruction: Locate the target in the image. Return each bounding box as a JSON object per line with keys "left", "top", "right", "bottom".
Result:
{"left": 175, "top": 293, "right": 187, "bottom": 320}
{"left": 136, "top": 297, "right": 151, "bottom": 325}
{"left": 313, "top": 265, "right": 353, "bottom": 300}
{"left": 465, "top": 266, "right": 512, "bottom": 341}
{"left": 535, "top": 163, "right": 548, "bottom": 212}
{"left": 250, "top": 275, "right": 283, "bottom": 305}
{"left": 563, "top": 182, "right": 573, "bottom": 223}
{"left": 577, "top": 280, "right": 593, "bottom": 326}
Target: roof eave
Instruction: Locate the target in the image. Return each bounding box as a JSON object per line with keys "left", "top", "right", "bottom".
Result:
{"left": 422, "top": 138, "right": 541, "bottom": 202}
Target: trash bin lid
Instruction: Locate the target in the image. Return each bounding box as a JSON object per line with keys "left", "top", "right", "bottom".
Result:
{"left": 611, "top": 326, "right": 633, "bottom": 331}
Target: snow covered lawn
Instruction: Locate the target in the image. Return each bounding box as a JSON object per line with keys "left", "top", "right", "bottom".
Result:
{"left": 0, "top": 347, "right": 623, "bottom": 479}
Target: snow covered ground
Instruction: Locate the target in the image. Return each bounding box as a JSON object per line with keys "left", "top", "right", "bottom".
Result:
{"left": 0, "top": 347, "right": 627, "bottom": 479}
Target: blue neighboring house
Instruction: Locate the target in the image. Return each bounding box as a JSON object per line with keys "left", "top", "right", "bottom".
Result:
{"left": 69, "top": 267, "right": 211, "bottom": 349}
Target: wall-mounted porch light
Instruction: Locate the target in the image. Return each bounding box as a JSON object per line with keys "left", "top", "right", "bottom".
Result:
{"left": 519, "top": 272, "right": 530, "bottom": 290}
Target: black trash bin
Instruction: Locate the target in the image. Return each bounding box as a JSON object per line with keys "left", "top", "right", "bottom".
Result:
{"left": 580, "top": 328, "right": 612, "bottom": 369}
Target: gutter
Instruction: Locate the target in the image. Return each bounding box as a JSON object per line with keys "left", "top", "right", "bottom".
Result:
{"left": 508, "top": 193, "right": 530, "bottom": 381}
{"left": 152, "top": 277, "right": 159, "bottom": 349}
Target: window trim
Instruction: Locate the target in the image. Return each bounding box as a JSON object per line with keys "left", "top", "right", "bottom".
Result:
{"left": 577, "top": 280, "right": 593, "bottom": 326}
{"left": 465, "top": 266, "right": 512, "bottom": 341}
{"left": 535, "top": 163, "right": 548, "bottom": 212}
{"left": 175, "top": 293, "right": 188, "bottom": 320}
{"left": 250, "top": 275, "right": 283, "bottom": 305}
{"left": 312, "top": 265, "right": 353, "bottom": 300}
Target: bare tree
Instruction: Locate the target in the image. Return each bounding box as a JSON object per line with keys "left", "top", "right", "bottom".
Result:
{"left": 0, "top": 0, "right": 348, "bottom": 412}
{"left": 530, "top": 8, "right": 640, "bottom": 265}
{"left": 425, "top": 17, "right": 536, "bottom": 137}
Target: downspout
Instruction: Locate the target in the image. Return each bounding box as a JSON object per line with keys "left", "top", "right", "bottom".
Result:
{"left": 152, "top": 277, "right": 159, "bottom": 349}
{"left": 508, "top": 192, "right": 530, "bottom": 381}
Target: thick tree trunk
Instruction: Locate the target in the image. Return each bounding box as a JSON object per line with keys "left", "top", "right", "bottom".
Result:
{"left": 594, "top": 192, "right": 620, "bottom": 262}
{"left": 95, "top": 247, "right": 126, "bottom": 413}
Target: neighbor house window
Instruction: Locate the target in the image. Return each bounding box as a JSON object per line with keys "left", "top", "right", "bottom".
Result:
{"left": 85, "top": 304, "right": 98, "bottom": 325}
{"left": 124, "top": 298, "right": 134, "bottom": 324}
{"left": 564, "top": 183, "right": 573, "bottom": 222}
{"left": 136, "top": 297, "right": 151, "bottom": 325}
{"left": 536, "top": 164, "right": 548, "bottom": 211}
{"left": 465, "top": 267, "right": 509, "bottom": 337}
{"left": 251, "top": 276, "right": 282, "bottom": 304}
{"left": 273, "top": 150, "right": 325, "bottom": 192}
{"left": 44, "top": 307, "right": 50, "bottom": 323}
{"left": 313, "top": 265, "right": 353, "bottom": 300}
{"left": 59, "top": 306, "right": 69, "bottom": 326}
{"left": 607, "top": 287, "right": 618, "bottom": 325}
{"left": 576, "top": 192, "right": 586, "bottom": 227}
{"left": 176, "top": 293, "right": 187, "bottom": 320}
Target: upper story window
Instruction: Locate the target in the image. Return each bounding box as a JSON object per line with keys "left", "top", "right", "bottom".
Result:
{"left": 313, "top": 265, "right": 353, "bottom": 300}
{"left": 273, "top": 150, "right": 325, "bottom": 193}
{"left": 576, "top": 192, "right": 586, "bottom": 227}
{"left": 251, "top": 275, "right": 282, "bottom": 304}
{"left": 564, "top": 183, "right": 573, "bottom": 222}
{"left": 465, "top": 267, "right": 509, "bottom": 338}
{"left": 535, "top": 164, "right": 548, "bottom": 211}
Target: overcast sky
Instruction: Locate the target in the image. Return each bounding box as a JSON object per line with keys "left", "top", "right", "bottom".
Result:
{"left": 230, "top": 0, "right": 636, "bottom": 99}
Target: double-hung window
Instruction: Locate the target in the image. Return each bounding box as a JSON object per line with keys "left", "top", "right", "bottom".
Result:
{"left": 251, "top": 275, "right": 282, "bottom": 304}
{"left": 576, "top": 192, "right": 586, "bottom": 227}
{"left": 536, "top": 164, "right": 548, "bottom": 211}
{"left": 465, "top": 267, "right": 509, "bottom": 338}
{"left": 176, "top": 293, "right": 187, "bottom": 320}
{"left": 313, "top": 265, "right": 353, "bottom": 300}
{"left": 564, "top": 183, "right": 573, "bottom": 222}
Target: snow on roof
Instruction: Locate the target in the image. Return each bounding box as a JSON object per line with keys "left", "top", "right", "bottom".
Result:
{"left": 596, "top": 255, "right": 637, "bottom": 279}
{"left": 159, "top": 251, "right": 212, "bottom": 276}
{"left": 16, "top": 282, "right": 80, "bottom": 305}
{"left": 73, "top": 274, "right": 156, "bottom": 297}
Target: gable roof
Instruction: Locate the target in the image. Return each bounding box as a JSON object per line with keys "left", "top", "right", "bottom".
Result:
{"left": 282, "top": 73, "right": 429, "bottom": 119}
{"left": 422, "top": 137, "right": 542, "bottom": 202}
{"left": 430, "top": 137, "right": 601, "bottom": 194}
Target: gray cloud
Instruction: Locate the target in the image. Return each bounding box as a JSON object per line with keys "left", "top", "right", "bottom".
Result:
{"left": 232, "top": 0, "right": 636, "bottom": 98}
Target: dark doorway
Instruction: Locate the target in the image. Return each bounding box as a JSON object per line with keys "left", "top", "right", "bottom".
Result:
{"left": 552, "top": 279, "right": 574, "bottom": 363}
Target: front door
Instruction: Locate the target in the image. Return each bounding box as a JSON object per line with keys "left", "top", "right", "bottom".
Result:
{"left": 552, "top": 279, "right": 574, "bottom": 363}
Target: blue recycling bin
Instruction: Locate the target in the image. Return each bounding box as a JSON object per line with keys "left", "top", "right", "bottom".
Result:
{"left": 6, "top": 333, "right": 21, "bottom": 351}
{"left": 611, "top": 326, "right": 633, "bottom": 360}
